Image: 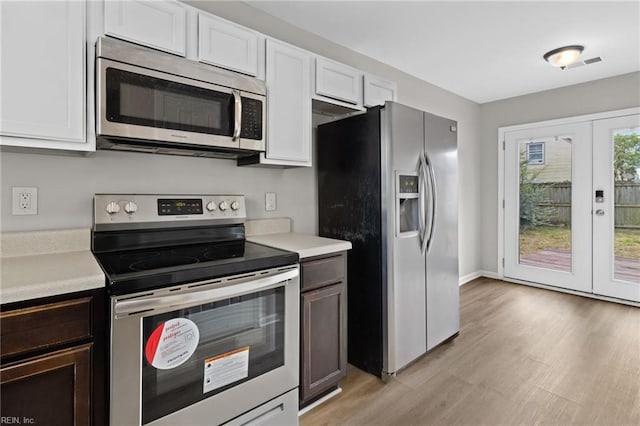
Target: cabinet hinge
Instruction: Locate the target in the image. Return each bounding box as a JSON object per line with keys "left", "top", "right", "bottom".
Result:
{"left": 502, "top": 257, "right": 505, "bottom": 267}
{"left": 502, "top": 140, "right": 506, "bottom": 150}
{"left": 502, "top": 199, "right": 505, "bottom": 208}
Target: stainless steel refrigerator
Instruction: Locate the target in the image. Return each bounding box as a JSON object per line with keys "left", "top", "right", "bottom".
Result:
{"left": 318, "top": 101, "right": 459, "bottom": 379}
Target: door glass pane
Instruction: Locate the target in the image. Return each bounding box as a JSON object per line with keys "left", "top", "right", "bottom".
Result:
{"left": 518, "top": 136, "right": 572, "bottom": 272}
{"left": 613, "top": 127, "right": 640, "bottom": 282}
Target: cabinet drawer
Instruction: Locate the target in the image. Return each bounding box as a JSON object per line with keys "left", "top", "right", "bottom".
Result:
{"left": 301, "top": 254, "right": 345, "bottom": 292}
{"left": 1, "top": 297, "right": 92, "bottom": 359}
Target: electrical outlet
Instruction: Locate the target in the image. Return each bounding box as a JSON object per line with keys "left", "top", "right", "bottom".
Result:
{"left": 265, "top": 192, "right": 277, "bottom": 211}
{"left": 20, "top": 192, "right": 32, "bottom": 209}
{"left": 12, "top": 187, "right": 38, "bottom": 215}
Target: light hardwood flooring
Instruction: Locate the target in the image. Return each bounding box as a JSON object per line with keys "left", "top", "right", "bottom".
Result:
{"left": 300, "top": 278, "right": 640, "bottom": 425}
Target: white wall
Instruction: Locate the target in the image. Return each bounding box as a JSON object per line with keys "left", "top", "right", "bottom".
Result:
{"left": 0, "top": 1, "right": 482, "bottom": 279}
{"left": 479, "top": 71, "right": 640, "bottom": 274}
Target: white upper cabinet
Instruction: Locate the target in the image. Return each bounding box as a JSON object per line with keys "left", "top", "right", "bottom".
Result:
{"left": 263, "top": 39, "right": 312, "bottom": 166}
{"left": 314, "top": 57, "right": 363, "bottom": 109}
{"left": 364, "top": 74, "right": 397, "bottom": 107}
{"left": 0, "top": 0, "right": 87, "bottom": 149}
{"left": 198, "top": 13, "right": 259, "bottom": 76}
{"left": 104, "top": 0, "right": 186, "bottom": 56}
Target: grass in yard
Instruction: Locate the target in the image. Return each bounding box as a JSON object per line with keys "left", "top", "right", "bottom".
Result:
{"left": 519, "top": 225, "right": 640, "bottom": 260}
{"left": 519, "top": 226, "right": 571, "bottom": 257}
{"left": 614, "top": 228, "right": 640, "bottom": 259}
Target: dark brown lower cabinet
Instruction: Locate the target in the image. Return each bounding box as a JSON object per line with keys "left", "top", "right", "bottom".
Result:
{"left": 0, "top": 288, "right": 105, "bottom": 426}
{"left": 300, "top": 252, "right": 347, "bottom": 407}
{"left": 1, "top": 344, "right": 91, "bottom": 426}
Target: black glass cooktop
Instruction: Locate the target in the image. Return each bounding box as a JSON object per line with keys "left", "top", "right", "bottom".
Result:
{"left": 94, "top": 240, "right": 298, "bottom": 296}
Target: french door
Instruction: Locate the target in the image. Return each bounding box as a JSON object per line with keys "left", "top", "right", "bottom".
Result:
{"left": 504, "top": 122, "right": 592, "bottom": 293}
{"left": 593, "top": 115, "right": 640, "bottom": 302}
{"left": 504, "top": 114, "right": 640, "bottom": 302}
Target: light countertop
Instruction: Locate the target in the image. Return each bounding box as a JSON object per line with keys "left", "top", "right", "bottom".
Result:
{"left": 245, "top": 218, "right": 351, "bottom": 259}
{"left": 247, "top": 233, "right": 351, "bottom": 259}
{"left": 1, "top": 228, "right": 105, "bottom": 305}
{"left": 0, "top": 220, "right": 349, "bottom": 304}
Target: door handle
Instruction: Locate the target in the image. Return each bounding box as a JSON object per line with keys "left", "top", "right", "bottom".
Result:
{"left": 419, "top": 155, "right": 429, "bottom": 254}
{"left": 424, "top": 154, "right": 437, "bottom": 253}
{"left": 114, "top": 268, "right": 298, "bottom": 315}
{"left": 595, "top": 209, "right": 605, "bottom": 216}
{"left": 232, "top": 90, "right": 242, "bottom": 141}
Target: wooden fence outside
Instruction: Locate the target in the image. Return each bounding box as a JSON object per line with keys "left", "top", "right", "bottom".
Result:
{"left": 534, "top": 182, "right": 640, "bottom": 228}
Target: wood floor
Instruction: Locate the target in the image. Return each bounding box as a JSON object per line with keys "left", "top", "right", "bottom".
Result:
{"left": 300, "top": 278, "right": 640, "bottom": 425}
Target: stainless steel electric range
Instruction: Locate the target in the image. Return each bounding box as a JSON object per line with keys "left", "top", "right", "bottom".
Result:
{"left": 91, "top": 194, "right": 300, "bottom": 426}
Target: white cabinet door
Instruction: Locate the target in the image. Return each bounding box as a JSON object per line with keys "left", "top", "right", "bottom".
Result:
{"left": 264, "top": 39, "right": 311, "bottom": 165}
{"left": 198, "top": 13, "right": 259, "bottom": 76}
{"left": 364, "top": 74, "right": 397, "bottom": 107}
{"left": 0, "top": 0, "right": 86, "bottom": 146}
{"left": 315, "top": 57, "right": 363, "bottom": 107}
{"left": 104, "top": 0, "right": 186, "bottom": 56}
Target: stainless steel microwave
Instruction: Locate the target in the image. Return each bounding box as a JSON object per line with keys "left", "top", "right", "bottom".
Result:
{"left": 96, "top": 37, "right": 266, "bottom": 158}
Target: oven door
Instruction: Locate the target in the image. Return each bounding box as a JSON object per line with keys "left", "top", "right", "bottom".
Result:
{"left": 97, "top": 58, "right": 265, "bottom": 152}
{"left": 110, "top": 266, "right": 299, "bottom": 426}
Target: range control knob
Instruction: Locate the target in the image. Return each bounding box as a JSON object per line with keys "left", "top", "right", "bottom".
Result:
{"left": 124, "top": 201, "right": 138, "bottom": 214}
{"left": 218, "top": 201, "right": 229, "bottom": 211}
{"left": 206, "top": 201, "right": 217, "bottom": 212}
{"left": 106, "top": 201, "right": 120, "bottom": 215}
{"left": 230, "top": 201, "right": 240, "bottom": 211}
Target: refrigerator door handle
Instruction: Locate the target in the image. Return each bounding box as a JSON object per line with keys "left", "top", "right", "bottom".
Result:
{"left": 419, "top": 155, "right": 429, "bottom": 254}
{"left": 425, "top": 154, "right": 437, "bottom": 252}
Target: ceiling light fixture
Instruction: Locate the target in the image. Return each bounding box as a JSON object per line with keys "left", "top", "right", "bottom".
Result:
{"left": 543, "top": 45, "right": 584, "bottom": 69}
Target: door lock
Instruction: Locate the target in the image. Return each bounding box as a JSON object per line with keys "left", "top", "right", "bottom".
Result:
{"left": 595, "top": 209, "right": 605, "bottom": 216}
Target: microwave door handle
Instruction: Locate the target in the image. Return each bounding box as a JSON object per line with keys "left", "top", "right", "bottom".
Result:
{"left": 232, "top": 90, "right": 242, "bottom": 141}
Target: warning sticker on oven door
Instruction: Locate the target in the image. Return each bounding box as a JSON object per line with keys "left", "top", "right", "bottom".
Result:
{"left": 145, "top": 318, "right": 200, "bottom": 370}
{"left": 203, "top": 347, "right": 250, "bottom": 393}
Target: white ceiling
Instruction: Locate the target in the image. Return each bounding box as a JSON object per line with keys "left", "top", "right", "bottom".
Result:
{"left": 247, "top": 1, "right": 640, "bottom": 104}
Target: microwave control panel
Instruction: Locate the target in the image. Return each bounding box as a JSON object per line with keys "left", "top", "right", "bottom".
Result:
{"left": 240, "top": 98, "right": 263, "bottom": 140}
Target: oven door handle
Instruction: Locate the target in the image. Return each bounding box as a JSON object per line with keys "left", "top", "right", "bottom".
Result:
{"left": 114, "top": 268, "right": 298, "bottom": 315}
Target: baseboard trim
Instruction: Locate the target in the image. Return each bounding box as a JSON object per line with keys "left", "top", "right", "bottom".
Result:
{"left": 459, "top": 270, "right": 500, "bottom": 286}
{"left": 500, "top": 277, "right": 640, "bottom": 308}
{"left": 298, "top": 387, "right": 342, "bottom": 416}
{"left": 460, "top": 270, "right": 638, "bottom": 306}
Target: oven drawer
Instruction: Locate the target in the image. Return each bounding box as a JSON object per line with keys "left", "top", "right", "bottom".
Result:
{"left": 224, "top": 389, "right": 298, "bottom": 426}
{"left": 301, "top": 253, "right": 345, "bottom": 292}
{"left": 0, "top": 297, "right": 92, "bottom": 359}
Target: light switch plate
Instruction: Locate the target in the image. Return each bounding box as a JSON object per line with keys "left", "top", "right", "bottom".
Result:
{"left": 265, "top": 192, "right": 277, "bottom": 211}
{"left": 12, "top": 187, "right": 38, "bottom": 215}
